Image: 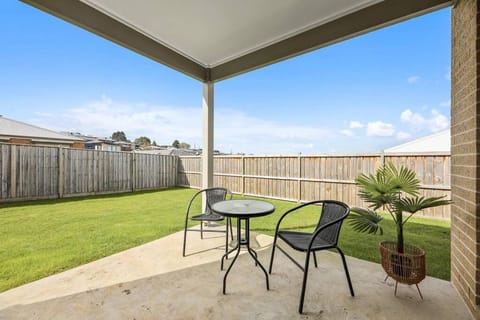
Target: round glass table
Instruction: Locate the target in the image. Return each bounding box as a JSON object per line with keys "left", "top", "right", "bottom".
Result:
{"left": 211, "top": 199, "right": 275, "bottom": 294}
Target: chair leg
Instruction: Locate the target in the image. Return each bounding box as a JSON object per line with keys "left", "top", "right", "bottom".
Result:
{"left": 200, "top": 221, "right": 203, "bottom": 239}
{"left": 336, "top": 247, "right": 355, "bottom": 296}
{"left": 299, "top": 251, "right": 311, "bottom": 314}
{"left": 182, "top": 217, "right": 189, "bottom": 257}
{"left": 268, "top": 234, "right": 279, "bottom": 274}
{"left": 313, "top": 251, "right": 318, "bottom": 268}
{"left": 182, "top": 228, "right": 188, "bottom": 257}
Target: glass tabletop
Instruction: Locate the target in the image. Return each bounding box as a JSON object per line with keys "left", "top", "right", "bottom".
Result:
{"left": 211, "top": 199, "right": 275, "bottom": 218}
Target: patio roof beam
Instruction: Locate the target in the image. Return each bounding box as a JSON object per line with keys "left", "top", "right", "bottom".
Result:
{"left": 210, "top": 0, "right": 452, "bottom": 82}
{"left": 20, "top": 0, "right": 207, "bottom": 81}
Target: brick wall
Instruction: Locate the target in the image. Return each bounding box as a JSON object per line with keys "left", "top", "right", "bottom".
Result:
{"left": 451, "top": 0, "right": 480, "bottom": 317}
{"left": 7, "top": 138, "right": 32, "bottom": 145}
{"left": 71, "top": 142, "right": 85, "bottom": 149}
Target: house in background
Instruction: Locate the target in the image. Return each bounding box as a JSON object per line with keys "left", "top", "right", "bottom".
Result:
{"left": 0, "top": 115, "right": 85, "bottom": 148}
{"left": 115, "top": 141, "right": 135, "bottom": 152}
{"left": 383, "top": 130, "right": 450, "bottom": 154}
{"left": 84, "top": 139, "right": 121, "bottom": 152}
{"left": 64, "top": 132, "right": 136, "bottom": 152}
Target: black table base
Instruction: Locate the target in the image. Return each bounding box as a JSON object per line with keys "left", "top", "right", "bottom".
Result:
{"left": 220, "top": 217, "right": 269, "bottom": 294}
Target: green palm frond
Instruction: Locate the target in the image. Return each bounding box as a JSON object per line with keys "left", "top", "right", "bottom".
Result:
{"left": 355, "top": 173, "right": 397, "bottom": 210}
{"left": 348, "top": 207, "right": 384, "bottom": 235}
{"left": 355, "top": 162, "right": 421, "bottom": 210}
{"left": 385, "top": 162, "right": 420, "bottom": 196}
{"left": 394, "top": 196, "right": 451, "bottom": 215}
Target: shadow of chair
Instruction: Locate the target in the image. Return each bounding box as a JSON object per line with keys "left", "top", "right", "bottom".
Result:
{"left": 268, "top": 200, "right": 355, "bottom": 313}
{"left": 182, "top": 187, "right": 233, "bottom": 256}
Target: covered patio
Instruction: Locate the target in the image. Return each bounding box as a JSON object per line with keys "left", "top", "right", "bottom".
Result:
{"left": 0, "top": 228, "right": 470, "bottom": 319}
{"left": 14, "top": 0, "right": 480, "bottom": 318}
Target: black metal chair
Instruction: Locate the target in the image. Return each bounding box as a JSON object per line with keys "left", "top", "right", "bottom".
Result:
{"left": 182, "top": 187, "right": 233, "bottom": 256}
{"left": 268, "top": 200, "right": 354, "bottom": 313}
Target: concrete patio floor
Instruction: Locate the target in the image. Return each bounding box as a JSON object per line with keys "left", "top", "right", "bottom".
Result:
{"left": 0, "top": 226, "right": 472, "bottom": 320}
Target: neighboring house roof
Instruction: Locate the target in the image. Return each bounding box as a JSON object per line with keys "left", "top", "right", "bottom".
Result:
{"left": 62, "top": 132, "right": 97, "bottom": 141}
{"left": 0, "top": 115, "right": 84, "bottom": 144}
{"left": 384, "top": 130, "right": 450, "bottom": 153}
{"left": 85, "top": 139, "right": 116, "bottom": 145}
{"left": 135, "top": 148, "right": 200, "bottom": 156}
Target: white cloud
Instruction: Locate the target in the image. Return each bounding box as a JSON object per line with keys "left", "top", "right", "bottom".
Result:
{"left": 367, "top": 121, "right": 395, "bottom": 137}
{"left": 429, "top": 109, "right": 449, "bottom": 132}
{"left": 349, "top": 121, "right": 364, "bottom": 129}
{"left": 30, "top": 96, "right": 332, "bottom": 155}
{"left": 400, "top": 109, "right": 425, "bottom": 129}
{"left": 439, "top": 100, "right": 450, "bottom": 108}
{"left": 407, "top": 75, "right": 420, "bottom": 84}
{"left": 33, "top": 96, "right": 202, "bottom": 144}
{"left": 400, "top": 108, "right": 449, "bottom": 132}
{"left": 340, "top": 129, "right": 354, "bottom": 136}
{"left": 215, "top": 109, "right": 331, "bottom": 154}
{"left": 396, "top": 131, "right": 411, "bottom": 140}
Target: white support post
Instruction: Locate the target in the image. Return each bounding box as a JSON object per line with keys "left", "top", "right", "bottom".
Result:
{"left": 202, "top": 81, "right": 214, "bottom": 211}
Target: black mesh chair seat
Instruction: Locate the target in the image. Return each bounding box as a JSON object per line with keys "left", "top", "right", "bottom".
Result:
{"left": 278, "top": 231, "right": 334, "bottom": 251}
{"left": 269, "top": 200, "right": 355, "bottom": 314}
{"left": 182, "top": 187, "right": 233, "bottom": 257}
{"left": 191, "top": 213, "right": 224, "bottom": 221}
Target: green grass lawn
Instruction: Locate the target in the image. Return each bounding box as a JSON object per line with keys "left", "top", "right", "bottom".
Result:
{"left": 0, "top": 188, "right": 450, "bottom": 292}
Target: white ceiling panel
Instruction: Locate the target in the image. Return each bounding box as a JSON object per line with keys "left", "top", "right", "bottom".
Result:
{"left": 80, "top": 0, "right": 383, "bottom": 67}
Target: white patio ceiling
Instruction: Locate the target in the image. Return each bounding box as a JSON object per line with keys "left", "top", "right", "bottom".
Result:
{"left": 79, "top": 0, "right": 383, "bottom": 68}
{"left": 21, "top": 0, "right": 451, "bottom": 82}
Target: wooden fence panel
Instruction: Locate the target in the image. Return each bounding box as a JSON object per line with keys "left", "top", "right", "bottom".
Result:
{"left": 132, "top": 153, "right": 177, "bottom": 190}
{"left": 242, "top": 156, "right": 299, "bottom": 201}
{"left": 0, "top": 144, "right": 177, "bottom": 201}
{"left": 176, "top": 156, "right": 202, "bottom": 187}
{"left": 178, "top": 153, "right": 452, "bottom": 219}
{"left": 62, "top": 149, "right": 132, "bottom": 196}
{"left": 0, "top": 144, "right": 59, "bottom": 200}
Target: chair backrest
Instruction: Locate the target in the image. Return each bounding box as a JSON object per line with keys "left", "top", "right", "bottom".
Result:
{"left": 315, "top": 201, "right": 350, "bottom": 245}
{"left": 204, "top": 187, "right": 231, "bottom": 214}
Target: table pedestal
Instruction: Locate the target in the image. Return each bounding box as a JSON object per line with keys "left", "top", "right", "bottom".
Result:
{"left": 221, "top": 217, "right": 269, "bottom": 294}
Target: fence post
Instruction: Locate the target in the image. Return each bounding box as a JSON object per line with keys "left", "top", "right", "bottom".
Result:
{"left": 130, "top": 152, "right": 135, "bottom": 192}
{"left": 174, "top": 156, "right": 178, "bottom": 187}
{"left": 10, "top": 144, "right": 17, "bottom": 199}
{"left": 380, "top": 151, "right": 385, "bottom": 167}
{"left": 242, "top": 155, "right": 246, "bottom": 195}
{"left": 58, "top": 147, "right": 64, "bottom": 199}
{"left": 297, "top": 154, "right": 302, "bottom": 202}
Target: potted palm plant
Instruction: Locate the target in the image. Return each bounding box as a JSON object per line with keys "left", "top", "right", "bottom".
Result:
{"left": 349, "top": 162, "right": 450, "bottom": 298}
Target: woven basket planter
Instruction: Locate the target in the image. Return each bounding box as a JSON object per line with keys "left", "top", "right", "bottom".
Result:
{"left": 380, "top": 241, "right": 425, "bottom": 285}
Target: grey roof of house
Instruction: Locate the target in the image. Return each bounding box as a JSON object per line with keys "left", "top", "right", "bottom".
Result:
{"left": 0, "top": 116, "right": 84, "bottom": 142}
{"left": 384, "top": 130, "right": 450, "bottom": 154}
{"left": 135, "top": 148, "right": 200, "bottom": 156}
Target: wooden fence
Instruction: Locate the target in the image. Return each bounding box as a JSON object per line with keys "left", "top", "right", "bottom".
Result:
{"left": 177, "top": 154, "right": 451, "bottom": 219}
{"left": 0, "top": 143, "right": 451, "bottom": 219}
{"left": 0, "top": 144, "right": 177, "bottom": 201}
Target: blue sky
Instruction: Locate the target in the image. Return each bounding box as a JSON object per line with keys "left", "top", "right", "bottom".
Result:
{"left": 1, "top": 2, "right": 451, "bottom": 154}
